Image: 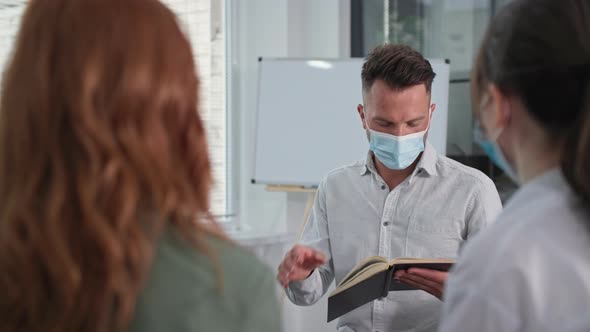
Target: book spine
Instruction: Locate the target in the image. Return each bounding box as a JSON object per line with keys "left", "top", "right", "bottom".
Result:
{"left": 381, "top": 267, "right": 395, "bottom": 298}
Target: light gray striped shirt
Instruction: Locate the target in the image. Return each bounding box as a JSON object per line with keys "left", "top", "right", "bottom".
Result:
{"left": 286, "top": 142, "right": 502, "bottom": 332}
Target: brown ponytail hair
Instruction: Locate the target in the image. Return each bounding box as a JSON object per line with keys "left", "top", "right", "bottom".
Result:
{"left": 472, "top": 0, "right": 590, "bottom": 209}
{"left": 0, "top": 0, "right": 224, "bottom": 331}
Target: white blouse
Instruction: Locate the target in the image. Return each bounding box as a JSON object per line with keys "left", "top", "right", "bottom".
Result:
{"left": 440, "top": 169, "right": 590, "bottom": 332}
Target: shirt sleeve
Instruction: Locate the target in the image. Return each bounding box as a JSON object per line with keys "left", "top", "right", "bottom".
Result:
{"left": 285, "top": 178, "right": 335, "bottom": 305}
{"left": 439, "top": 285, "right": 520, "bottom": 332}
{"left": 440, "top": 260, "right": 522, "bottom": 332}
{"left": 440, "top": 228, "right": 528, "bottom": 332}
{"left": 465, "top": 176, "right": 503, "bottom": 239}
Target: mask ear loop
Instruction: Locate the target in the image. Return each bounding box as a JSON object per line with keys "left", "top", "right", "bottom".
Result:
{"left": 489, "top": 99, "right": 512, "bottom": 142}
{"left": 425, "top": 105, "right": 433, "bottom": 132}
{"left": 362, "top": 106, "right": 372, "bottom": 131}
{"left": 478, "top": 93, "right": 512, "bottom": 143}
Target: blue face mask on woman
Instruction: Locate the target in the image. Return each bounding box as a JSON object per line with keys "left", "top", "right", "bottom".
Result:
{"left": 366, "top": 110, "right": 431, "bottom": 170}
{"left": 473, "top": 121, "right": 520, "bottom": 184}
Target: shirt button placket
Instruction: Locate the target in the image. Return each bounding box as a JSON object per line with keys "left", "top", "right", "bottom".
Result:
{"left": 375, "top": 186, "right": 393, "bottom": 331}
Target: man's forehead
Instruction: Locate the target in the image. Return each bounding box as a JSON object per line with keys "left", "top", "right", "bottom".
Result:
{"left": 371, "top": 110, "right": 428, "bottom": 123}
{"left": 366, "top": 79, "right": 429, "bottom": 95}
{"left": 366, "top": 99, "right": 431, "bottom": 123}
{"left": 364, "top": 82, "right": 430, "bottom": 105}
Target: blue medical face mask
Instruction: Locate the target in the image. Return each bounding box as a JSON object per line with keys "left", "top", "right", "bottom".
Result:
{"left": 473, "top": 121, "right": 520, "bottom": 184}
{"left": 365, "top": 110, "right": 431, "bottom": 170}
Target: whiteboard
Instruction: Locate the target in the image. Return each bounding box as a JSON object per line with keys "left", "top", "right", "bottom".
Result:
{"left": 253, "top": 58, "right": 450, "bottom": 187}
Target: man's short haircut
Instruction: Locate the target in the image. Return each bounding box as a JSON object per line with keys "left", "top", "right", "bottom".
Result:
{"left": 361, "top": 44, "right": 435, "bottom": 94}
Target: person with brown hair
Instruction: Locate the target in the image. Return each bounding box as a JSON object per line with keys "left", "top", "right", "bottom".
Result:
{"left": 277, "top": 44, "right": 502, "bottom": 331}
{"left": 0, "top": 0, "right": 280, "bottom": 331}
{"left": 439, "top": 0, "right": 590, "bottom": 331}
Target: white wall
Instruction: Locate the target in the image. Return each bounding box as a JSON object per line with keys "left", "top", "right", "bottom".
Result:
{"left": 230, "top": 0, "right": 288, "bottom": 237}
{"left": 229, "top": 0, "right": 350, "bottom": 331}
{"left": 230, "top": 0, "right": 350, "bottom": 236}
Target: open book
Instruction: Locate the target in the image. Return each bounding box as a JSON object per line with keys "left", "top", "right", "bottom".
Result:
{"left": 327, "top": 256, "right": 454, "bottom": 322}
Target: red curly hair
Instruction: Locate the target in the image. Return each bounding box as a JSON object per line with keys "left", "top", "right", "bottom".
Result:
{"left": 0, "top": 0, "right": 224, "bottom": 331}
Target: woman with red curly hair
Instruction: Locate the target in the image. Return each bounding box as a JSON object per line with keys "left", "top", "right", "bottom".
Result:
{"left": 0, "top": 0, "right": 280, "bottom": 331}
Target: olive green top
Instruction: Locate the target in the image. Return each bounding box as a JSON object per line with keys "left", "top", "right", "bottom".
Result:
{"left": 128, "top": 230, "right": 281, "bottom": 332}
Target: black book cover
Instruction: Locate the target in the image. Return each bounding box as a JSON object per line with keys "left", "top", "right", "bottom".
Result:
{"left": 327, "top": 262, "right": 453, "bottom": 322}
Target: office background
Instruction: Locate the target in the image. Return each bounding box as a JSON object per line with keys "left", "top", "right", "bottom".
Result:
{"left": 0, "top": 1, "right": 514, "bottom": 331}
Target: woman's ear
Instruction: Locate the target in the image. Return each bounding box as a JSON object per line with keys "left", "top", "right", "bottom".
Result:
{"left": 489, "top": 84, "right": 511, "bottom": 129}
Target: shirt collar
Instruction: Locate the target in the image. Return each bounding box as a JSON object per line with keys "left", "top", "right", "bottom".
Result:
{"left": 360, "top": 141, "right": 439, "bottom": 177}
{"left": 503, "top": 168, "right": 570, "bottom": 214}
{"left": 360, "top": 152, "right": 376, "bottom": 175}
{"left": 416, "top": 142, "right": 438, "bottom": 176}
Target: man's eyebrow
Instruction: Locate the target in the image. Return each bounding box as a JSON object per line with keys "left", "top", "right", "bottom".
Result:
{"left": 373, "top": 116, "right": 391, "bottom": 122}
{"left": 372, "top": 115, "right": 426, "bottom": 123}
{"left": 406, "top": 115, "right": 426, "bottom": 123}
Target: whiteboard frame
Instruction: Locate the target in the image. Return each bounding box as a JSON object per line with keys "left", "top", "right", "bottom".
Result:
{"left": 252, "top": 57, "right": 450, "bottom": 187}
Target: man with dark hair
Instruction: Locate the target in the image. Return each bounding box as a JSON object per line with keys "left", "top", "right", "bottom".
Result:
{"left": 277, "top": 44, "right": 502, "bottom": 331}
